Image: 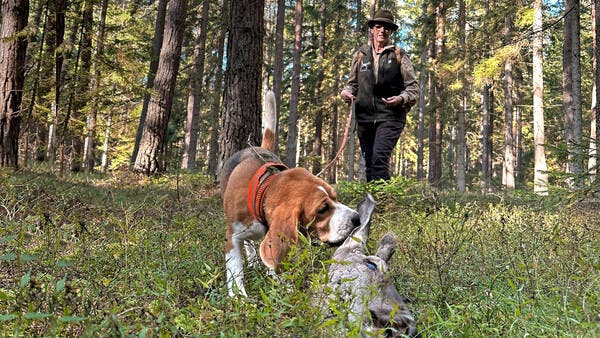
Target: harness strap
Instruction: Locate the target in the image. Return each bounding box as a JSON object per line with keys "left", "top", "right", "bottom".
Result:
{"left": 247, "top": 162, "right": 288, "bottom": 224}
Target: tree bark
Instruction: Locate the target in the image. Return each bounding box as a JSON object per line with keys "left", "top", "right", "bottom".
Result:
{"left": 570, "top": 0, "right": 583, "bottom": 187}
{"left": 416, "top": 1, "right": 428, "bottom": 181}
{"left": 481, "top": 83, "right": 492, "bottom": 193}
{"left": 181, "top": 0, "right": 209, "bottom": 171}
{"left": 57, "top": 6, "right": 82, "bottom": 174}
{"left": 456, "top": 0, "right": 466, "bottom": 191}
{"left": 329, "top": 7, "right": 343, "bottom": 183}
{"left": 207, "top": 0, "right": 228, "bottom": 177}
{"left": 344, "top": 0, "right": 361, "bottom": 181}
{"left": 83, "top": 0, "right": 109, "bottom": 172}
{"left": 271, "top": 0, "right": 285, "bottom": 156}
{"left": 34, "top": 0, "right": 57, "bottom": 164}
{"left": 131, "top": 0, "right": 168, "bottom": 166}
{"left": 101, "top": 109, "right": 112, "bottom": 173}
{"left": 590, "top": 0, "right": 599, "bottom": 181}
{"left": 480, "top": 0, "right": 492, "bottom": 193}
{"left": 220, "top": 0, "right": 264, "bottom": 163}
{"left": 427, "top": 35, "right": 436, "bottom": 186}
{"left": 533, "top": 0, "right": 548, "bottom": 195}
{"left": 501, "top": 10, "right": 515, "bottom": 190}
{"left": 428, "top": 1, "right": 444, "bottom": 188}
{"left": 329, "top": 77, "right": 339, "bottom": 183}
{"left": 68, "top": 0, "right": 94, "bottom": 172}
{"left": 563, "top": 0, "right": 583, "bottom": 189}
{"left": 133, "top": 0, "right": 188, "bottom": 175}
{"left": 263, "top": 0, "right": 273, "bottom": 91}
{"left": 313, "top": 0, "right": 327, "bottom": 174}
{"left": 503, "top": 63, "right": 515, "bottom": 190}
{"left": 563, "top": 0, "right": 574, "bottom": 182}
{"left": 0, "top": 0, "right": 29, "bottom": 168}
{"left": 285, "top": 0, "right": 302, "bottom": 168}
{"left": 515, "top": 105, "right": 523, "bottom": 182}
{"left": 21, "top": 0, "right": 46, "bottom": 166}
{"left": 46, "top": 0, "right": 66, "bottom": 166}
{"left": 24, "top": 0, "right": 49, "bottom": 164}
{"left": 368, "top": 0, "right": 376, "bottom": 46}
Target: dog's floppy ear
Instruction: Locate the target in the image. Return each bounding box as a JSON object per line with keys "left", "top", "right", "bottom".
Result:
{"left": 259, "top": 207, "right": 299, "bottom": 271}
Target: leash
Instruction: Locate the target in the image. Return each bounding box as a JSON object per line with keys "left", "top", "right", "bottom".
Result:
{"left": 316, "top": 99, "right": 354, "bottom": 177}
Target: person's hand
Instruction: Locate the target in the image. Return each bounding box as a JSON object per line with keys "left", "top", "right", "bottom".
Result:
{"left": 340, "top": 89, "right": 355, "bottom": 104}
{"left": 382, "top": 95, "right": 404, "bottom": 106}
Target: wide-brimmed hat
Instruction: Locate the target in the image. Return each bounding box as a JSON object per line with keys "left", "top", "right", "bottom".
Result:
{"left": 367, "top": 9, "right": 398, "bottom": 31}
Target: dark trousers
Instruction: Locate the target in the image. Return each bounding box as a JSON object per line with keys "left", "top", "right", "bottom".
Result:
{"left": 357, "top": 120, "right": 405, "bottom": 182}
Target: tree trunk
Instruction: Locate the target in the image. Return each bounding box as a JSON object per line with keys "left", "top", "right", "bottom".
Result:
{"left": 368, "top": 0, "right": 376, "bottom": 45}
{"left": 207, "top": 0, "right": 228, "bottom": 177}
{"left": 533, "top": 0, "right": 548, "bottom": 195}
{"left": 481, "top": 84, "right": 492, "bottom": 193}
{"left": 562, "top": 0, "right": 573, "bottom": 179}
{"left": 263, "top": 0, "right": 273, "bottom": 91}
{"left": 35, "top": 0, "right": 56, "bottom": 164}
{"left": 434, "top": 1, "right": 445, "bottom": 188}
{"left": 23, "top": 0, "right": 49, "bottom": 165}
{"left": 101, "top": 109, "right": 112, "bottom": 173}
{"left": 83, "top": 0, "right": 109, "bottom": 172}
{"left": 456, "top": 0, "right": 466, "bottom": 191}
{"left": 131, "top": 0, "right": 168, "bottom": 166}
{"left": 590, "top": 0, "right": 599, "bottom": 181}
{"left": 285, "top": 0, "right": 303, "bottom": 168}
{"left": 68, "top": 0, "right": 93, "bottom": 172}
{"left": 345, "top": 0, "right": 362, "bottom": 181}
{"left": 0, "top": 0, "right": 29, "bottom": 168}
{"left": 416, "top": 1, "right": 428, "bottom": 181}
{"left": 428, "top": 1, "right": 444, "bottom": 188}
{"left": 332, "top": 10, "right": 343, "bottom": 182}
{"left": 503, "top": 61, "right": 515, "bottom": 190}
{"left": 329, "top": 4, "right": 343, "bottom": 183}
{"left": 570, "top": 0, "right": 583, "bottom": 187}
{"left": 480, "top": 1, "right": 492, "bottom": 194}
{"left": 133, "top": 0, "right": 188, "bottom": 175}
{"left": 181, "top": 0, "right": 209, "bottom": 171}
{"left": 46, "top": 0, "right": 66, "bottom": 166}
{"left": 271, "top": 0, "right": 285, "bottom": 156}
{"left": 501, "top": 10, "right": 515, "bottom": 190}
{"left": 220, "top": 0, "right": 264, "bottom": 162}
{"left": 57, "top": 9, "right": 82, "bottom": 175}
{"left": 515, "top": 105, "right": 523, "bottom": 182}
{"left": 313, "top": 0, "right": 327, "bottom": 174}
{"left": 427, "top": 36, "right": 436, "bottom": 186}
{"left": 563, "top": 0, "right": 583, "bottom": 189}
{"left": 21, "top": 0, "right": 46, "bottom": 167}
{"left": 330, "top": 79, "right": 339, "bottom": 183}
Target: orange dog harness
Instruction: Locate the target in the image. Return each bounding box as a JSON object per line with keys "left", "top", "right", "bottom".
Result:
{"left": 247, "top": 162, "right": 288, "bottom": 224}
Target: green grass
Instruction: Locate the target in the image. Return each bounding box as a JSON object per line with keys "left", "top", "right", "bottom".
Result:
{"left": 0, "top": 169, "right": 598, "bottom": 337}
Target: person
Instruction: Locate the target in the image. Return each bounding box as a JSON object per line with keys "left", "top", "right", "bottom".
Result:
{"left": 340, "top": 9, "right": 419, "bottom": 182}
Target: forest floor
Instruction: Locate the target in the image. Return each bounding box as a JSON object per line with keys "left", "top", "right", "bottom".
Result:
{"left": 0, "top": 168, "right": 598, "bottom": 337}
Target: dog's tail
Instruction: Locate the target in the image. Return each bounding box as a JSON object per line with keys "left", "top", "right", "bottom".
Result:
{"left": 261, "top": 90, "right": 277, "bottom": 151}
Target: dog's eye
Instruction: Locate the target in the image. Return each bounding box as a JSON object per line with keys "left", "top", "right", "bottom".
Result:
{"left": 318, "top": 204, "right": 330, "bottom": 214}
{"left": 366, "top": 261, "right": 377, "bottom": 271}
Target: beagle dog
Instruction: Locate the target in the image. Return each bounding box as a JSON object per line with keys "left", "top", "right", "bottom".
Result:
{"left": 220, "top": 91, "right": 360, "bottom": 297}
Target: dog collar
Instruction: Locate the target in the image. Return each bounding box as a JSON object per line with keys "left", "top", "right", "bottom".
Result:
{"left": 247, "top": 162, "right": 288, "bottom": 224}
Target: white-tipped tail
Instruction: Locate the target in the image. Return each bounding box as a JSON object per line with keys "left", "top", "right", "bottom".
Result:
{"left": 262, "top": 90, "right": 277, "bottom": 135}
{"left": 261, "top": 90, "right": 277, "bottom": 151}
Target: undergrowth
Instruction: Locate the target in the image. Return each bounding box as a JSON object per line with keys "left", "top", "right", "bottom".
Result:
{"left": 0, "top": 169, "right": 598, "bottom": 337}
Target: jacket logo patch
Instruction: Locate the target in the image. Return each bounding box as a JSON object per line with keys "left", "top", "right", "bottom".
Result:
{"left": 359, "top": 60, "right": 371, "bottom": 72}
